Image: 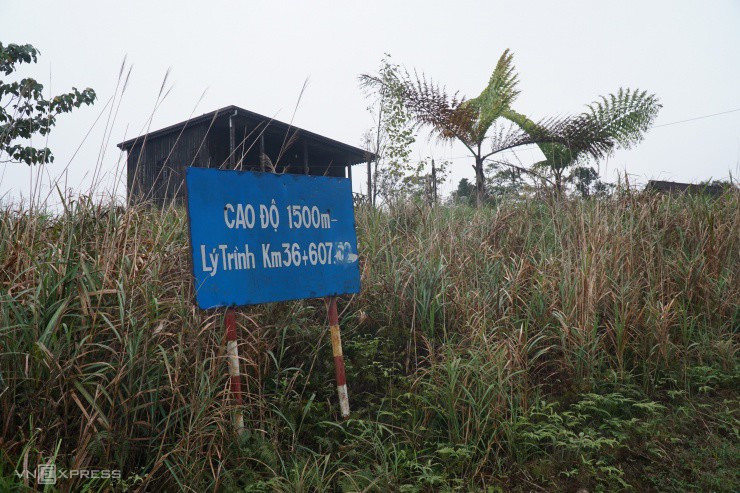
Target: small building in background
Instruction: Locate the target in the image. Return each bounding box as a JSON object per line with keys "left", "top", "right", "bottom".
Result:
{"left": 117, "top": 105, "right": 373, "bottom": 204}
{"left": 645, "top": 180, "right": 728, "bottom": 197}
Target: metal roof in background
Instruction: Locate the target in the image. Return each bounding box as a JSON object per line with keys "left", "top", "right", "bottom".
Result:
{"left": 645, "top": 180, "right": 727, "bottom": 196}
{"left": 117, "top": 105, "right": 375, "bottom": 165}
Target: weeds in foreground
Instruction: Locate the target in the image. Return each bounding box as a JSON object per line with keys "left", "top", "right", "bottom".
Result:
{"left": 0, "top": 191, "right": 738, "bottom": 491}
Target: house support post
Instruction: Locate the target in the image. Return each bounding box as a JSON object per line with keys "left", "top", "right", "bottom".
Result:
{"left": 303, "top": 140, "right": 310, "bottom": 175}
{"left": 229, "top": 110, "right": 237, "bottom": 167}
{"left": 367, "top": 160, "right": 372, "bottom": 206}
{"left": 260, "top": 134, "right": 266, "bottom": 172}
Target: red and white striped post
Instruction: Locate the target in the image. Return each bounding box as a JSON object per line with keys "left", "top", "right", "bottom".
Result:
{"left": 225, "top": 307, "right": 245, "bottom": 433}
{"left": 327, "top": 297, "right": 350, "bottom": 418}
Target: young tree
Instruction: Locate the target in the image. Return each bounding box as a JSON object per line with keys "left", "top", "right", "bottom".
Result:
{"left": 401, "top": 158, "right": 449, "bottom": 205}
{"left": 361, "top": 55, "right": 416, "bottom": 206}
{"left": 0, "top": 42, "right": 96, "bottom": 165}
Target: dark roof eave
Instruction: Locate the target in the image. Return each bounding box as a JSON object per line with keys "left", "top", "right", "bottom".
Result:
{"left": 116, "top": 105, "right": 377, "bottom": 164}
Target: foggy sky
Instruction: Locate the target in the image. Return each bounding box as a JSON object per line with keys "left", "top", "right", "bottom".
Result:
{"left": 2, "top": 0, "right": 739, "bottom": 204}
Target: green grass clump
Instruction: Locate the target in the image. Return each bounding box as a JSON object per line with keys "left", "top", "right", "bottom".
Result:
{"left": 0, "top": 190, "right": 738, "bottom": 491}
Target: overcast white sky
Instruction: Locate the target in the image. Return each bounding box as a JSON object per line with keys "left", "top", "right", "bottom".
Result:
{"left": 2, "top": 0, "right": 739, "bottom": 204}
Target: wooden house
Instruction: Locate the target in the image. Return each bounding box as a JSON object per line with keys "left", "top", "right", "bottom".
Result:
{"left": 116, "top": 105, "right": 374, "bottom": 204}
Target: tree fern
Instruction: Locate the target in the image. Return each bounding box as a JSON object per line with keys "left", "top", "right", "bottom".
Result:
{"left": 518, "top": 88, "right": 662, "bottom": 192}
{"left": 360, "top": 51, "right": 661, "bottom": 203}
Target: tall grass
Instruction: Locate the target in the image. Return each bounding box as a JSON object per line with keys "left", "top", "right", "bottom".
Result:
{"left": 0, "top": 190, "right": 738, "bottom": 490}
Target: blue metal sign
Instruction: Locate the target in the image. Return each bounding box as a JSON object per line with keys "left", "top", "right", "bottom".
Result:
{"left": 185, "top": 167, "right": 361, "bottom": 309}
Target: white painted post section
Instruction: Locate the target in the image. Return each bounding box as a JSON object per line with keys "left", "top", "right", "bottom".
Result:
{"left": 225, "top": 308, "right": 245, "bottom": 433}
{"left": 327, "top": 297, "right": 350, "bottom": 418}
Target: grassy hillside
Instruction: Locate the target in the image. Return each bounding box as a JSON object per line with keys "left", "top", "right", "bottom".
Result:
{"left": 1, "top": 191, "right": 738, "bottom": 491}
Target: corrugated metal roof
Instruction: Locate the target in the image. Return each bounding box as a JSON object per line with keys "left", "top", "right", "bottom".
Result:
{"left": 645, "top": 180, "right": 727, "bottom": 196}
{"left": 117, "top": 105, "right": 375, "bottom": 164}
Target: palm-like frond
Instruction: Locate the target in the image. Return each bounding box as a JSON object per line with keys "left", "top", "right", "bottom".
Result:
{"left": 501, "top": 110, "right": 583, "bottom": 172}
{"left": 535, "top": 143, "right": 580, "bottom": 172}
{"left": 361, "top": 53, "right": 522, "bottom": 151}
{"left": 555, "top": 88, "right": 661, "bottom": 159}
{"left": 359, "top": 70, "right": 471, "bottom": 147}
{"left": 484, "top": 116, "right": 567, "bottom": 156}
{"left": 583, "top": 88, "right": 661, "bottom": 150}
{"left": 463, "top": 49, "right": 521, "bottom": 143}
{"left": 502, "top": 88, "right": 660, "bottom": 175}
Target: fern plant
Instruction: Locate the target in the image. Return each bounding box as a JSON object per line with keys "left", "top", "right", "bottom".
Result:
{"left": 518, "top": 88, "right": 662, "bottom": 194}
{"left": 361, "top": 51, "right": 661, "bottom": 203}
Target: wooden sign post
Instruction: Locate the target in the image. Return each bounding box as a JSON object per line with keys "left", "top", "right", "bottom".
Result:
{"left": 225, "top": 307, "right": 244, "bottom": 432}
{"left": 327, "top": 297, "right": 349, "bottom": 418}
